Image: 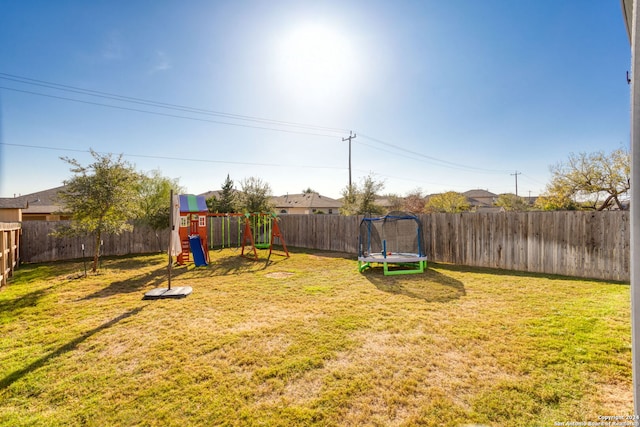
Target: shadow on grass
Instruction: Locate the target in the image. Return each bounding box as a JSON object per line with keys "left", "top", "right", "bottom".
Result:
{"left": 81, "top": 265, "right": 188, "bottom": 300}
{"left": 0, "top": 286, "right": 53, "bottom": 317}
{"left": 430, "top": 262, "right": 630, "bottom": 285}
{"left": 0, "top": 305, "right": 146, "bottom": 390}
{"left": 264, "top": 253, "right": 291, "bottom": 269}
{"left": 201, "top": 254, "right": 272, "bottom": 276}
{"left": 363, "top": 266, "right": 466, "bottom": 303}
{"left": 7, "top": 265, "right": 56, "bottom": 285}
{"left": 12, "top": 263, "right": 86, "bottom": 285}
{"left": 98, "top": 253, "right": 165, "bottom": 271}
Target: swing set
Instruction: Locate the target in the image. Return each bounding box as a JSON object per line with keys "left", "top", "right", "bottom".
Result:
{"left": 207, "top": 212, "right": 289, "bottom": 260}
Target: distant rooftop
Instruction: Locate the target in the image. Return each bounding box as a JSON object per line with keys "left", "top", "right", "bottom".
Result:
{"left": 271, "top": 193, "right": 342, "bottom": 209}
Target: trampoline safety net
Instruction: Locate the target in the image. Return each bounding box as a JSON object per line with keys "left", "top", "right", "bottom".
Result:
{"left": 358, "top": 211, "right": 426, "bottom": 258}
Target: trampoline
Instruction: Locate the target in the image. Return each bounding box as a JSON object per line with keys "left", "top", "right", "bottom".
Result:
{"left": 358, "top": 212, "right": 428, "bottom": 276}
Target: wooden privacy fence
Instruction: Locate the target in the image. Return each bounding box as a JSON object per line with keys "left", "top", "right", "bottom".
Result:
{"left": 276, "top": 211, "right": 629, "bottom": 281}
{"left": 276, "top": 214, "right": 361, "bottom": 254}
{"left": 0, "top": 222, "right": 21, "bottom": 288}
{"left": 19, "top": 211, "right": 630, "bottom": 281}
{"left": 21, "top": 221, "right": 169, "bottom": 264}
{"left": 420, "top": 211, "right": 629, "bottom": 282}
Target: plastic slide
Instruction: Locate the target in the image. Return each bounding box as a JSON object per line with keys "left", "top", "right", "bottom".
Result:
{"left": 189, "top": 235, "right": 208, "bottom": 267}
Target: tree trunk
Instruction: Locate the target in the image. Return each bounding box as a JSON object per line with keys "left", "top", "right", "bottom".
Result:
{"left": 92, "top": 232, "right": 101, "bottom": 273}
{"left": 597, "top": 195, "right": 614, "bottom": 211}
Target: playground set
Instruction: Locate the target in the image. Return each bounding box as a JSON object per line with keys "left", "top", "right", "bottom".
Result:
{"left": 176, "top": 194, "right": 209, "bottom": 266}
{"left": 358, "top": 212, "right": 428, "bottom": 276}
{"left": 145, "top": 195, "right": 425, "bottom": 301}
{"left": 171, "top": 194, "right": 289, "bottom": 265}
{"left": 144, "top": 194, "right": 289, "bottom": 300}
{"left": 207, "top": 212, "right": 289, "bottom": 260}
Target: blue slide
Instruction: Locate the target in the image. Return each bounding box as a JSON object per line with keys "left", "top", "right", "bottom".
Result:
{"left": 189, "top": 235, "right": 208, "bottom": 267}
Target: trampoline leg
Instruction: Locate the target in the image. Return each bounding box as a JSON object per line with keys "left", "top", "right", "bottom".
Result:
{"left": 358, "top": 261, "right": 371, "bottom": 273}
{"left": 382, "top": 260, "right": 428, "bottom": 276}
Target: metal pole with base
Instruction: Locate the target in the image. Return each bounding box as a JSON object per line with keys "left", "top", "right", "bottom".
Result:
{"left": 143, "top": 190, "right": 193, "bottom": 300}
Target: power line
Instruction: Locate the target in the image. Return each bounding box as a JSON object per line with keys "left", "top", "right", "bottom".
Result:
{"left": 4, "top": 142, "right": 539, "bottom": 196}
{"left": 1, "top": 73, "right": 534, "bottom": 181}
{"left": 356, "top": 132, "right": 512, "bottom": 175}
{"left": 0, "top": 72, "right": 349, "bottom": 135}
{"left": 0, "top": 142, "right": 346, "bottom": 170}
{"left": 0, "top": 86, "right": 344, "bottom": 139}
{"left": 520, "top": 172, "right": 547, "bottom": 186}
{"left": 355, "top": 139, "right": 494, "bottom": 173}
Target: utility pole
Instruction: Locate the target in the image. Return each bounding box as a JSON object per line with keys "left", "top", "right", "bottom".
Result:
{"left": 343, "top": 131, "right": 356, "bottom": 188}
{"left": 511, "top": 171, "right": 521, "bottom": 196}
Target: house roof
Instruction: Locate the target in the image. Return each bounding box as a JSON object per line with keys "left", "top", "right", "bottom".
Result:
{"left": 200, "top": 190, "right": 220, "bottom": 200}
{"left": 1, "top": 185, "right": 67, "bottom": 214}
{"left": 623, "top": 0, "right": 632, "bottom": 42}
{"left": 199, "top": 189, "right": 240, "bottom": 200}
{"left": 373, "top": 197, "right": 397, "bottom": 208}
{"left": 272, "top": 193, "right": 342, "bottom": 209}
{"left": 0, "top": 198, "right": 28, "bottom": 209}
{"left": 21, "top": 185, "right": 67, "bottom": 214}
{"left": 463, "top": 189, "right": 497, "bottom": 199}
{"left": 463, "top": 189, "right": 497, "bottom": 208}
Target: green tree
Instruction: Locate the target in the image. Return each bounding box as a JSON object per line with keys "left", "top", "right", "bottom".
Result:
{"left": 543, "top": 148, "right": 630, "bottom": 211}
{"left": 208, "top": 174, "right": 236, "bottom": 213}
{"left": 359, "top": 175, "right": 385, "bottom": 215}
{"left": 339, "top": 174, "right": 385, "bottom": 215}
{"left": 218, "top": 174, "right": 237, "bottom": 213}
{"left": 238, "top": 176, "right": 273, "bottom": 213}
{"left": 425, "top": 191, "right": 471, "bottom": 213}
{"left": 495, "top": 193, "right": 530, "bottom": 212}
{"left": 302, "top": 187, "right": 316, "bottom": 194}
{"left": 56, "top": 150, "right": 141, "bottom": 272}
{"left": 205, "top": 194, "right": 219, "bottom": 213}
{"left": 534, "top": 193, "right": 579, "bottom": 211}
{"left": 339, "top": 184, "right": 358, "bottom": 216}
{"left": 137, "top": 170, "right": 183, "bottom": 250}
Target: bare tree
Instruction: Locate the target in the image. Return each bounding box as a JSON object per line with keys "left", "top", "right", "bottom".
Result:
{"left": 543, "top": 148, "right": 630, "bottom": 210}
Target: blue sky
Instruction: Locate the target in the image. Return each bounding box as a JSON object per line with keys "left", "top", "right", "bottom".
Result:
{"left": 0, "top": 0, "right": 631, "bottom": 199}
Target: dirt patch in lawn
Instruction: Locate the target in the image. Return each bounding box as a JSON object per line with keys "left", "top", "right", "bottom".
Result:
{"left": 308, "top": 252, "right": 351, "bottom": 260}
{"left": 265, "top": 271, "right": 295, "bottom": 279}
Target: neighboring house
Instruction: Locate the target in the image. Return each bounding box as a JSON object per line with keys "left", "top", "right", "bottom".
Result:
{"left": 373, "top": 196, "right": 403, "bottom": 212}
{"left": 1, "top": 186, "right": 70, "bottom": 221}
{"left": 21, "top": 186, "right": 70, "bottom": 221}
{"left": 199, "top": 190, "right": 219, "bottom": 201}
{"left": 272, "top": 193, "right": 342, "bottom": 215}
{"left": 463, "top": 189, "right": 498, "bottom": 210}
{"left": 0, "top": 197, "right": 28, "bottom": 222}
{"left": 199, "top": 189, "right": 240, "bottom": 201}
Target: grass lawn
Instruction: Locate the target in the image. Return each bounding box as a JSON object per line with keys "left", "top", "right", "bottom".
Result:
{"left": 0, "top": 248, "right": 632, "bottom": 426}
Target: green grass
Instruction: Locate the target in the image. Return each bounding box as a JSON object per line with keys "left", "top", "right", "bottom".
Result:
{"left": 0, "top": 248, "right": 632, "bottom": 426}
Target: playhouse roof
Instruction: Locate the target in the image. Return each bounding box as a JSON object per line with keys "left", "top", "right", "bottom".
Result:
{"left": 179, "top": 194, "right": 207, "bottom": 213}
